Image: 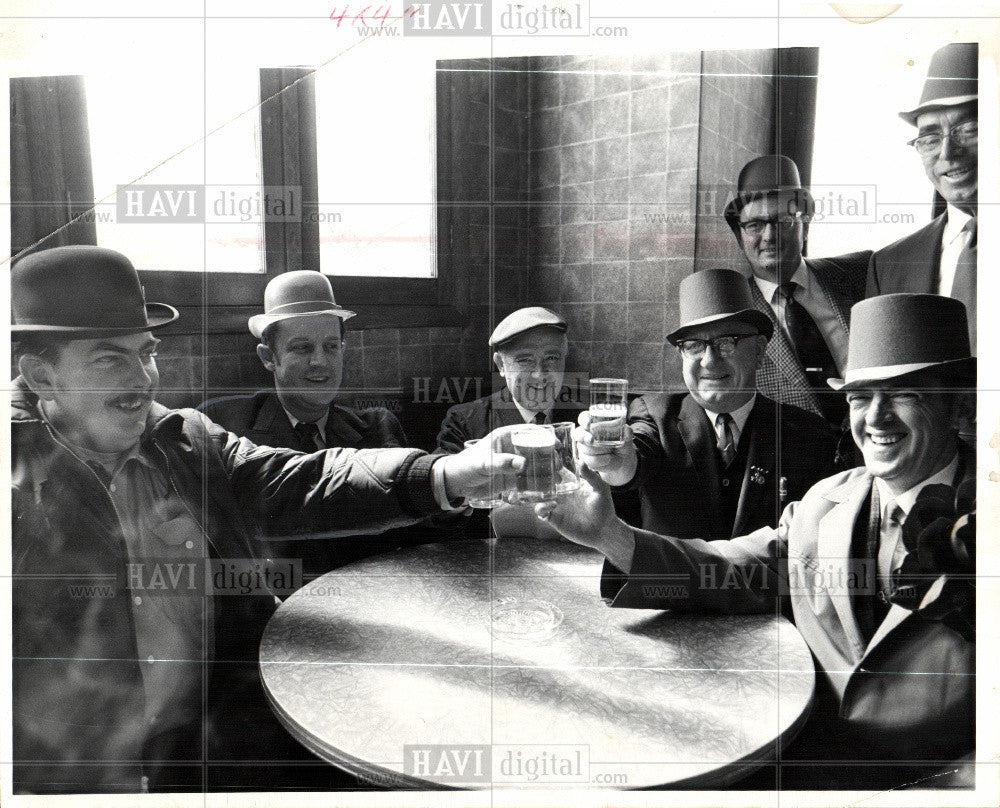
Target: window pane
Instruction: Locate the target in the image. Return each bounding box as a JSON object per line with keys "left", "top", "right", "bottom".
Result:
{"left": 314, "top": 40, "right": 437, "bottom": 278}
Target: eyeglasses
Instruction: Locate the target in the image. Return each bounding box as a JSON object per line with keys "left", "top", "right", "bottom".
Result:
{"left": 676, "top": 334, "right": 759, "bottom": 359}
{"left": 737, "top": 216, "right": 803, "bottom": 237}
{"left": 907, "top": 121, "right": 978, "bottom": 156}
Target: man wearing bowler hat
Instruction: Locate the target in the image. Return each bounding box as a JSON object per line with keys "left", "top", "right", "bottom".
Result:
{"left": 724, "top": 155, "right": 870, "bottom": 428}
{"left": 867, "top": 42, "right": 978, "bottom": 353}
{"left": 576, "top": 268, "right": 839, "bottom": 541}
{"left": 201, "top": 270, "right": 413, "bottom": 574}
{"left": 537, "top": 293, "right": 974, "bottom": 786}
{"left": 436, "top": 306, "right": 580, "bottom": 453}
{"left": 10, "top": 246, "right": 522, "bottom": 794}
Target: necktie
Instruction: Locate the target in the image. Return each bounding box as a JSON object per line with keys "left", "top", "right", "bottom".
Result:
{"left": 532, "top": 412, "right": 547, "bottom": 425}
{"left": 950, "top": 218, "right": 976, "bottom": 355}
{"left": 715, "top": 412, "right": 737, "bottom": 468}
{"left": 293, "top": 421, "right": 322, "bottom": 452}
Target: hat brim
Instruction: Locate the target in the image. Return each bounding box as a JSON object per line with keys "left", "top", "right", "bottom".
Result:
{"left": 11, "top": 302, "right": 180, "bottom": 338}
{"left": 827, "top": 356, "right": 976, "bottom": 390}
{"left": 667, "top": 309, "right": 774, "bottom": 345}
{"left": 249, "top": 307, "right": 357, "bottom": 338}
{"left": 898, "top": 94, "right": 978, "bottom": 125}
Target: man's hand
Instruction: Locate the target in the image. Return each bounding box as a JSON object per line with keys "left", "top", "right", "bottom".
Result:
{"left": 534, "top": 465, "right": 636, "bottom": 572}
{"left": 573, "top": 410, "right": 637, "bottom": 487}
{"left": 439, "top": 425, "right": 525, "bottom": 503}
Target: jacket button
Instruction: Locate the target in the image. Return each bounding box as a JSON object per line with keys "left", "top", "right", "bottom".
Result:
{"left": 722, "top": 478, "right": 730, "bottom": 487}
{"left": 134, "top": 596, "right": 142, "bottom": 606}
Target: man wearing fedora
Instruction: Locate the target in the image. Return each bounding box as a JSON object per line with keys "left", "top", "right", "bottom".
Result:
{"left": 537, "top": 293, "right": 975, "bottom": 786}
{"left": 201, "top": 270, "right": 413, "bottom": 575}
{"left": 576, "top": 268, "right": 839, "bottom": 541}
{"left": 724, "top": 154, "right": 870, "bottom": 429}
{"left": 436, "top": 306, "right": 580, "bottom": 453}
{"left": 10, "top": 246, "right": 523, "bottom": 793}
{"left": 867, "top": 42, "right": 978, "bottom": 353}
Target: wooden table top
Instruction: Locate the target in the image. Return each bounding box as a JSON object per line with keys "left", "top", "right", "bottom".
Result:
{"left": 259, "top": 535, "right": 814, "bottom": 790}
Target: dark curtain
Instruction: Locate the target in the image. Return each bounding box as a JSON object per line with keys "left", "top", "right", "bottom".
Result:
{"left": 10, "top": 75, "right": 97, "bottom": 259}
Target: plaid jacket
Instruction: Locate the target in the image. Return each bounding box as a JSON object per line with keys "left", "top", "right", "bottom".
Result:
{"left": 750, "top": 251, "right": 870, "bottom": 418}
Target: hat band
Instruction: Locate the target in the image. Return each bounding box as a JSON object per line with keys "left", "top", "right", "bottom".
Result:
{"left": 841, "top": 361, "right": 944, "bottom": 385}
{"left": 265, "top": 300, "right": 344, "bottom": 316}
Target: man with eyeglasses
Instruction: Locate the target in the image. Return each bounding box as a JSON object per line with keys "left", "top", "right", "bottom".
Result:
{"left": 723, "top": 155, "right": 869, "bottom": 429}
{"left": 867, "top": 42, "right": 977, "bottom": 353}
{"left": 576, "top": 269, "right": 838, "bottom": 541}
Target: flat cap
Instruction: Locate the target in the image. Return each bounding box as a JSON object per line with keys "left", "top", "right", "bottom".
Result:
{"left": 489, "top": 306, "right": 567, "bottom": 348}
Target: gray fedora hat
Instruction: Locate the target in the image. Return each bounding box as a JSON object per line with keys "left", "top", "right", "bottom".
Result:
{"left": 667, "top": 268, "right": 774, "bottom": 345}
{"left": 12, "top": 246, "right": 179, "bottom": 337}
{"left": 249, "top": 270, "right": 356, "bottom": 338}
{"left": 899, "top": 42, "right": 978, "bottom": 126}
{"left": 828, "top": 294, "right": 974, "bottom": 390}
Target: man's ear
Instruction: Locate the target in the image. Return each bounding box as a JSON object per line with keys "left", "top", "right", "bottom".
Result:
{"left": 492, "top": 351, "right": 505, "bottom": 375}
{"left": 257, "top": 343, "right": 277, "bottom": 373}
{"left": 751, "top": 335, "right": 769, "bottom": 369}
{"left": 949, "top": 391, "right": 976, "bottom": 435}
{"left": 18, "top": 354, "right": 57, "bottom": 401}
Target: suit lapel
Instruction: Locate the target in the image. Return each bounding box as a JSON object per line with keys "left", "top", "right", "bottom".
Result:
{"left": 677, "top": 396, "right": 726, "bottom": 535}
{"left": 806, "top": 258, "right": 852, "bottom": 337}
{"left": 325, "top": 404, "right": 364, "bottom": 447}
{"left": 251, "top": 393, "right": 296, "bottom": 446}
{"left": 732, "top": 397, "right": 776, "bottom": 537}
{"left": 817, "top": 472, "right": 873, "bottom": 658}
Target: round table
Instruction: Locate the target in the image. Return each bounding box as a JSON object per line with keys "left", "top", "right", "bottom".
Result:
{"left": 259, "top": 536, "right": 814, "bottom": 790}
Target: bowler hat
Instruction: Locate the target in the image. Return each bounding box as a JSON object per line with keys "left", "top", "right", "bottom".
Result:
{"left": 489, "top": 306, "right": 567, "bottom": 348}
{"left": 11, "top": 246, "right": 179, "bottom": 337}
{"left": 248, "top": 270, "right": 356, "bottom": 338}
{"left": 828, "top": 294, "right": 975, "bottom": 390}
{"left": 899, "top": 43, "right": 978, "bottom": 126}
{"left": 667, "top": 268, "right": 774, "bottom": 345}
{"left": 723, "top": 155, "right": 815, "bottom": 235}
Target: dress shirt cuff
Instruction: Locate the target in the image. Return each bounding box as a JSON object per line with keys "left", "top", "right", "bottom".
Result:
{"left": 431, "top": 457, "right": 469, "bottom": 512}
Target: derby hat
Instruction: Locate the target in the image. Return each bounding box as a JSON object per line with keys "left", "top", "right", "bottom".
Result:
{"left": 723, "top": 155, "right": 815, "bottom": 236}
{"left": 489, "top": 306, "right": 567, "bottom": 348}
{"left": 11, "top": 245, "right": 179, "bottom": 337}
{"left": 828, "top": 294, "right": 974, "bottom": 390}
{"left": 248, "top": 270, "right": 356, "bottom": 338}
{"left": 899, "top": 42, "right": 978, "bottom": 126}
{"left": 667, "top": 268, "right": 774, "bottom": 345}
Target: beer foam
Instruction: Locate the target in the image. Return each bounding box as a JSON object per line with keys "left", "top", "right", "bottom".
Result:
{"left": 512, "top": 430, "right": 557, "bottom": 449}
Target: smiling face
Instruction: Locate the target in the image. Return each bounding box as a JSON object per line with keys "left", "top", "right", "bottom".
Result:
{"left": 847, "top": 384, "right": 960, "bottom": 496}
{"left": 915, "top": 102, "right": 978, "bottom": 212}
{"left": 258, "top": 314, "right": 345, "bottom": 421}
{"left": 21, "top": 332, "right": 160, "bottom": 454}
{"left": 493, "top": 327, "right": 568, "bottom": 413}
{"left": 680, "top": 320, "right": 766, "bottom": 414}
{"left": 737, "top": 196, "right": 807, "bottom": 284}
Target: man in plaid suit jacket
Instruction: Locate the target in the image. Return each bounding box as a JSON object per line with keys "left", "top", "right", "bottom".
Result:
{"left": 724, "top": 156, "right": 869, "bottom": 429}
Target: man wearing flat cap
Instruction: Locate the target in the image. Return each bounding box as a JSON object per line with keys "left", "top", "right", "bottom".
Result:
{"left": 867, "top": 42, "right": 978, "bottom": 353}
{"left": 10, "top": 246, "right": 522, "bottom": 794}
{"left": 537, "top": 293, "right": 975, "bottom": 786}
{"left": 576, "top": 268, "right": 839, "bottom": 541}
{"left": 201, "top": 270, "right": 413, "bottom": 574}
{"left": 436, "top": 306, "right": 579, "bottom": 453}
{"left": 724, "top": 154, "right": 870, "bottom": 428}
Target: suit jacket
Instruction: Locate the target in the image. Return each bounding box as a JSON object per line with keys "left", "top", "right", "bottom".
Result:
{"left": 436, "top": 389, "right": 582, "bottom": 454}
{"left": 624, "top": 393, "right": 839, "bottom": 539}
{"left": 200, "top": 390, "right": 412, "bottom": 574}
{"left": 605, "top": 448, "right": 974, "bottom": 761}
{"left": 750, "top": 252, "right": 869, "bottom": 420}
{"left": 199, "top": 390, "right": 407, "bottom": 452}
{"left": 866, "top": 213, "right": 947, "bottom": 297}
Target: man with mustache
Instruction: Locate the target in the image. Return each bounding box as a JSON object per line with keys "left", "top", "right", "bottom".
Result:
{"left": 11, "top": 246, "right": 522, "bottom": 794}
{"left": 866, "top": 42, "right": 978, "bottom": 353}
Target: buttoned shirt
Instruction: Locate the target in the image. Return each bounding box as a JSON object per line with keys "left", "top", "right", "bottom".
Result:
{"left": 753, "top": 260, "right": 849, "bottom": 374}
{"left": 938, "top": 205, "right": 975, "bottom": 297}
{"left": 874, "top": 453, "right": 960, "bottom": 595}
{"left": 511, "top": 398, "right": 554, "bottom": 425}
{"left": 701, "top": 395, "right": 756, "bottom": 450}
{"left": 283, "top": 407, "right": 330, "bottom": 450}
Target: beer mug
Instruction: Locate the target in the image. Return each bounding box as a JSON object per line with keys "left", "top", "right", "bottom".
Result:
{"left": 551, "top": 421, "right": 581, "bottom": 496}
{"left": 463, "top": 437, "right": 504, "bottom": 509}
{"left": 511, "top": 424, "right": 560, "bottom": 503}
{"left": 588, "top": 378, "right": 628, "bottom": 447}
